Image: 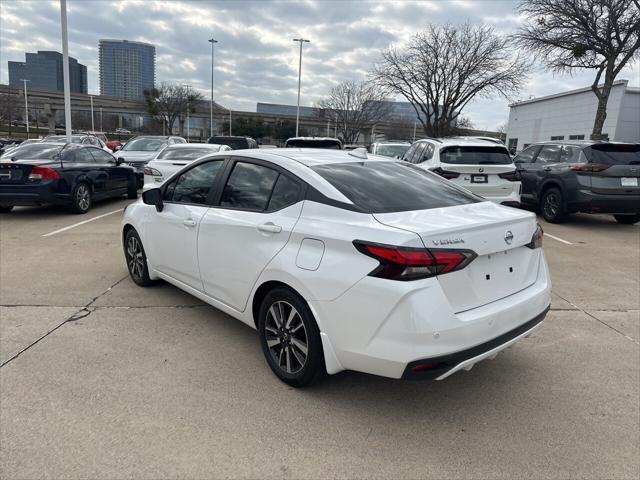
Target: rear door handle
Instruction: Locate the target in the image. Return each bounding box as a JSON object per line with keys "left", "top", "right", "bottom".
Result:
{"left": 183, "top": 218, "right": 197, "bottom": 228}
{"left": 258, "top": 223, "right": 282, "bottom": 233}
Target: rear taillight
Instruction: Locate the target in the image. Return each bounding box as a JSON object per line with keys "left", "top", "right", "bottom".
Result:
{"left": 525, "top": 224, "right": 543, "bottom": 249}
{"left": 570, "top": 162, "right": 609, "bottom": 172}
{"left": 432, "top": 167, "right": 460, "bottom": 179}
{"left": 498, "top": 171, "right": 520, "bottom": 181}
{"left": 28, "top": 165, "right": 60, "bottom": 182}
{"left": 353, "top": 241, "right": 477, "bottom": 281}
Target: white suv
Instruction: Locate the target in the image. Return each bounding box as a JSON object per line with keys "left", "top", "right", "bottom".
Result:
{"left": 403, "top": 137, "right": 521, "bottom": 206}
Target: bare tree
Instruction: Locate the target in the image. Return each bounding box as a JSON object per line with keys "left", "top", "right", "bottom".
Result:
{"left": 143, "top": 82, "right": 203, "bottom": 134}
{"left": 371, "top": 23, "right": 529, "bottom": 137}
{"left": 514, "top": 0, "right": 640, "bottom": 139}
{"left": 317, "top": 81, "right": 391, "bottom": 144}
{"left": 0, "top": 88, "right": 21, "bottom": 136}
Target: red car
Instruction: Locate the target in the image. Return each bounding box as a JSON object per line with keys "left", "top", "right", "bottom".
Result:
{"left": 89, "top": 132, "right": 121, "bottom": 152}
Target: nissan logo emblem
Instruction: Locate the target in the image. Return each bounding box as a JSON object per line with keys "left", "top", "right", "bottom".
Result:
{"left": 504, "top": 230, "right": 514, "bottom": 245}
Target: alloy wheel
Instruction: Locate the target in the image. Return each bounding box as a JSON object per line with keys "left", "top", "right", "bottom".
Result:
{"left": 126, "top": 235, "right": 145, "bottom": 280}
{"left": 543, "top": 192, "right": 559, "bottom": 218}
{"left": 76, "top": 184, "right": 90, "bottom": 211}
{"left": 264, "top": 300, "right": 308, "bottom": 374}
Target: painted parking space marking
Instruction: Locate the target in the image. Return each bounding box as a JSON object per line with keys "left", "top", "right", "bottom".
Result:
{"left": 545, "top": 233, "right": 573, "bottom": 245}
{"left": 42, "top": 209, "right": 122, "bottom": 237}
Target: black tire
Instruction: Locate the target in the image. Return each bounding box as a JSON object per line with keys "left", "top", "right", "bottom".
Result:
{"left": 127, "top": 175, "right": 138, "bottom": 199}
{"left": 540, "top": 187, "right": 566, "bottom": 223}
{"left": 0, "top": 205, "right": 14, "bottom": 213}
{"left": 258, "top": 287, "right": 326, "bottom": 387}
{"left": 69, "top": 182, "right": 92, "bottom": 214}
{"left": 614, "top": 214, "right": 640, "bottom": 225}
{"left": 123, "top": 228, "right": 155, "bottom": 286}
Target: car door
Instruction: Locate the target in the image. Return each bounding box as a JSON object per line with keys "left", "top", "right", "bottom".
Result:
{"left": 89, "top": 147, "right": 128, "bottom": 192}
{"left": 71, "top": 147, "right": 110, "bottom": 198}
{"left": 514, "top": 145, "right": 542, "bottom": 202}
{"left": 146, "top": 159, "right": 226, "bottom": 289}
{"left": 530, "top": 144, "right": 563, "bottom": 200}
{"left": 197, "top": 159, "right": 304, "bottom": 311}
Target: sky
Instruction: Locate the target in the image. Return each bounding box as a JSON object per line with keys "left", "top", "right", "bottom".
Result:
{"left": 1, "top": 0, "right": 638, "bottom": 130}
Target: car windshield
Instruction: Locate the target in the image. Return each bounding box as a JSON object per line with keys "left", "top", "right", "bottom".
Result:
{"left": 376, "top": 144, "right": 410, "bottom": 158}
{"left": 584, "top": 144, "right": 640, "bottom": 165}
{"left": 286, "top": 139, "right": 341, "bottom": 149}
{"left": 43, "top": 135, "right": 82, "bottom": 143}
{"left": 440, "top": 146, "right": 512, "bottom": 165}
{"left": 122, "top": 138, "right": 167, "bottom": 152}
{"left": 157, "top": 147, "right": 218, "bottom": 160}
{"left": 208, "top": 137, "right": 247, "bottom": 149}
{"left": 312, "top": 161, "right": 479, "bottom": 213}
{"left": 0, "top": 144, "right": 62, "bottom": 160}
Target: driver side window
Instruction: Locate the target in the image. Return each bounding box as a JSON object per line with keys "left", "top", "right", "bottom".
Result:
{"left": 163, "top": 160, "right": 224, "bottom": 205}
{"left": 514, "top": 145, "right": 541, "bottom": 164}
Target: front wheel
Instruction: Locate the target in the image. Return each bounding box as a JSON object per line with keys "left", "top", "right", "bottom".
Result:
{"left": 540, "top": 187, "right": 566, "bottom": 223}
{"left": 124, "top": 228, "right": 155, "bottom": 286}
{"left": 258, "top": 287, "right": 326, "bottom": 387}
{"left": 614, "top": 214, "right": 640, "bottom": 225}
{"left": 69, "top": 182, "right": 92, "bottom": 214}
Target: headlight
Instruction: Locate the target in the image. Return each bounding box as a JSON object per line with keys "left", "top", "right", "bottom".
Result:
{"left": 144, "top": 167, "right": 162, "bottom": 176}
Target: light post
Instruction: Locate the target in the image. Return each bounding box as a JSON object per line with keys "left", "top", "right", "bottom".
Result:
{"left": 229, "top": 109, "right": 232, "bottom": 136}
{"left": 90, "top": 95, "right": 95, "bottom": 131}
{"left": 185, "top": 84, "right": 191, "bottom": 142}
{"left": 99, "top": 106, "right": 103, "bottom": 131}
{"left": 293, "top": 38, "right": 310, "bottom": 137}
{"left": 412, "top": 121, "right": 417, "bottom": 142}
{"left": 60, "top": 0, "right": 72, "bottom": 142}
{"left": 208, "top": 36, "right": 218, "bottom": 138}
{"left": 21, "top": 79, "right": 30, "bottom": 139}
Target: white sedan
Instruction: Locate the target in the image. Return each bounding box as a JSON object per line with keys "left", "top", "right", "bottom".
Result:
{"left": 122, "top": 148, "right": 550, "bottom": 387}
{"left": 143, "top": 143, "right": 231, "bottom": 186}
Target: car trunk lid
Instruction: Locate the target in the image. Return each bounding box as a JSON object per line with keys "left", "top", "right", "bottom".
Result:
{"left": 373, "top": 201, "right": 540, "bottom": 313}
{"left": 0, "top": 159, "right": 60, "bottom": 185}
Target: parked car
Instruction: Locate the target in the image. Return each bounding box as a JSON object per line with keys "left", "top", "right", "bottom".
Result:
{"left": 122, "top": 148, "right": 550, "bottom": 386}
{"left": 115, "top": 136, "right": 187, "bottom": 188}
{"left": 88, "top": 131, "right": 121, "bottom": 152}
{"left": 284, "top": 137, "right": 342, "bottom": 149}
{"left": 513, "top": 141, "right": 640, "bottom": 224}
{"left": 343, "top": 144, "right": 367, "bottom": 151}
{"left": 369, "top": 142, "right": 411, "bottom": 158}
{"left": 0, "top": 143, "right": 137, "bottom": 214}
{"left": 143, "top": 143, "right": 231, "bottom": 185}
{"left": 115, "top": 128, "right": 132, "bottom": 135}
{"left": 206, "top": 136, "right": 258, "bottom": 150}
{"left": 42, "top": 134, "right": 111, "bottom": 153}
{"left": 403, "top": 137, "right": 521, "bottom": 206}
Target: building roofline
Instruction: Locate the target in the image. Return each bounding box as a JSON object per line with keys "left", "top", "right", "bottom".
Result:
{"left": 509, "top": 80, "right": 630, "bottom": 107}
{"left": 98, "top": 39, "right": 156, "bottom": 49}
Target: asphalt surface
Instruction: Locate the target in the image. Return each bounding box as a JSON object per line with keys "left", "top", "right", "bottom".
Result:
{"left": 1, "top": 198, "right": 638, "bottom": 479}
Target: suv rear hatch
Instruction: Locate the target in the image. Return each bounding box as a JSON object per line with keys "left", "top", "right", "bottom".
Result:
{"left": 374, "top": 202, "right": 540, "bottom": 313}
{"left": 581, "top": 144, "right": 640, "bottom": 195}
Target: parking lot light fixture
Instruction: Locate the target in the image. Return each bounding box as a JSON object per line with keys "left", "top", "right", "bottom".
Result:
{"left": 293, "top": 38, "right": 310, "bottom": 137}
{"left": 21, "top": 79, "right": 30, "bottom": 139}
{"left": 208, "top": 37, "right": 218, "bottom": 138}
{"left": 60, "top": 0, "right": 72, "bottom": 142}
{"left": 90, "top": 95, "right": 95, "bottom": 132}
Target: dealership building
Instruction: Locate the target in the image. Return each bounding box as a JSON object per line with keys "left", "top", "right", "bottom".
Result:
{"left": 505, "top": 79, "right": 639, "bottom": 153}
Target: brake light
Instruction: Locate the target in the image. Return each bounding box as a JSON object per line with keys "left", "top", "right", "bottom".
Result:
{"left": 28, "top": 165, "right": 60, "bottom": 181}
{"left": 525, "top": 224, "right": 543, "bottom": 249}
{"left": 498, "top": 171, "right": 520, "bottom": 181}
{"left": 432, "top": 167, "right": 460, "bottom": 179}
{"left": 570, "top": 162, "right": 609, "bottom": 172}
{"left": 353, "top": 241, "right": 477, "bottom": 281}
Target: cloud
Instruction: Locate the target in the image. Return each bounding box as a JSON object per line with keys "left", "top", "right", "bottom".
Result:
{"left": 1, "top": 0, "right": 638, "bottom": 130}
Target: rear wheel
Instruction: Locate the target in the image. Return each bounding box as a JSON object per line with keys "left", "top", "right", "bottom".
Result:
{"left": 124, "top": 228, "right": 155, "bottom": 286}
{"left": 540, "top": 187, "right": 566, "bottom": 223}
{"left": 614, "top": 214, "right": 640, "bottom": 225}
{"left": 0, "top": 205, "right": 14, "bottom": 213}
{"left": 69, "top": 182, "right": 92, "bottom": 214}
{"left": 127, "top": 175, "right": 138, "bottom": 199}
{"left": 258, "top": 287, "right": 326, "bottom": 387}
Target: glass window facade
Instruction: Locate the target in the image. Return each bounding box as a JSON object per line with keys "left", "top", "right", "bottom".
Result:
{"left": 99, "top": 40, "right": 156, "bottom": 99}
{"left": 8, "top": 51, "right": 87, "bottom": 93}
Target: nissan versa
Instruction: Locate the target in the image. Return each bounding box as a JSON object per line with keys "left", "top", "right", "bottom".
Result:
{"left": 122, "top": 148, "right": 551, "bottom": 386}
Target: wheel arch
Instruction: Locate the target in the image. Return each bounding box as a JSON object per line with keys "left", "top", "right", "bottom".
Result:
{"left": 538, "top": 179, "right": 564, "bottom": 202}
{"left": 251, "top": 280, "right": 305, "bottom": 329}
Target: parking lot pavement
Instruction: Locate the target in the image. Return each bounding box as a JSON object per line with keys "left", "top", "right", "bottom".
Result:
{"left": 1, "top": 207, "right": 638, "bottom": 479}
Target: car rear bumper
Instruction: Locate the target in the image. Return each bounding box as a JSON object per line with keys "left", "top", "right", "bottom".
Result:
{"left": 0, "top": 182, "right": 69, "bottom": 206}
{"left": 571, "top": 190, "right": 640, "bottom": 214}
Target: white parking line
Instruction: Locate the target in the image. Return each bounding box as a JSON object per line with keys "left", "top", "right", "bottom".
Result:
{"left": 42, "top": 209, "right": 122, "bottom": 237}
{"left": 545, "top": 233, "right": 573, "bottom": 245}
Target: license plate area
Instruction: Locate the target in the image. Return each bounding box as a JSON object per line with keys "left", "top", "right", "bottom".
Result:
{"left": 471, "top": 174, "right": 488, "bottom": 183}
{"left": 621, "top": 177, "right": 638, "bottom": 187}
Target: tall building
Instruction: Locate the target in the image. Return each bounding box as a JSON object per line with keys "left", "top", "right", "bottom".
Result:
{"left": 99, "top": 40, "right": 155, "bottom": 99}
{"left": 8, "top": 51, "right": 87, "bottom": 93}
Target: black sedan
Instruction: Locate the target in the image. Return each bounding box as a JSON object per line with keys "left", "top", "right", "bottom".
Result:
{"left": 0, "top": 143, "right": 137, "bottom": 214}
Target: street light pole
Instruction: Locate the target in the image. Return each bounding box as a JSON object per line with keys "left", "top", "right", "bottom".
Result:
{"left": 60, "top": 0, "right": 72, "bottom": 142}
{"left": 185, "top": 84, "right": 190, "bottom": 142}
{"left": 99, "top": 107, "right": 103, "bottom": 131}
{"left": 208, "top": 37, "right": 218, "bottom": 138}
{"left": 21, "top": 79, "right": 30, "bottom": 139}
{"left": 90, "top": 95, "right": 95, "bottom": 131}
{"left": 293, "top": 38, "right": 310, "bottom": 137}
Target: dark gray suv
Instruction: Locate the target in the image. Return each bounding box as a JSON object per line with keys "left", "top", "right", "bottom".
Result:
{"left": 514, "top": 141, "right": 640, "bottom": 224}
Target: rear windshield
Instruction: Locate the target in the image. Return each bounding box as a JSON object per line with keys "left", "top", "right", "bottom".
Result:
{"left": 440, "top": 146, "right": 512, "bottom": 165}
{"left": 584, "top": 144, "right": 640, "bottom": 165}
{"left": 1, "top": 144, "right": 62, "bottom": 160}
{"left": 208, "top": 137, "right": 247, "bottom": 149}
{"left": 122, "top": 138, "right": 167, "bottom": 152}
{"left": 375, "top": 144, "right": 410, "bottom": 158}
{"left": 311, "top": 161, "right": 479, "bottom": 213}
{"left": 157, "top": 147, "right": 218, "bottom": 160}
{"left": 286, "top": 139, "right": 342, "bottom": 149}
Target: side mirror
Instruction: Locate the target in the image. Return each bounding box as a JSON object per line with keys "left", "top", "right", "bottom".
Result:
{"left": 114, "top": 157, "right": 124, "bottom": 166}
{"left": 114, "top": 145, "right": 122, "bottom": 151}
{"left": 142, "top": 188, "right": 163, "bottom": 212}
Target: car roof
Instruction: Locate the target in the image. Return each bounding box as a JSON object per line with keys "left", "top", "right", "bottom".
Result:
{"left": 227, "top": 148, "right": 389, "bottom": 167}
{"left": 416, "top": 137, "right": 507, "bottom": 148}
{"left": 531, "top": 140, "right": 639, "bottom": 148}
{"left": 286, "top": 137, "right": 341, "bottom": 142}
{"left": 373, "top": 142, "right": 411, "bottom": 146}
